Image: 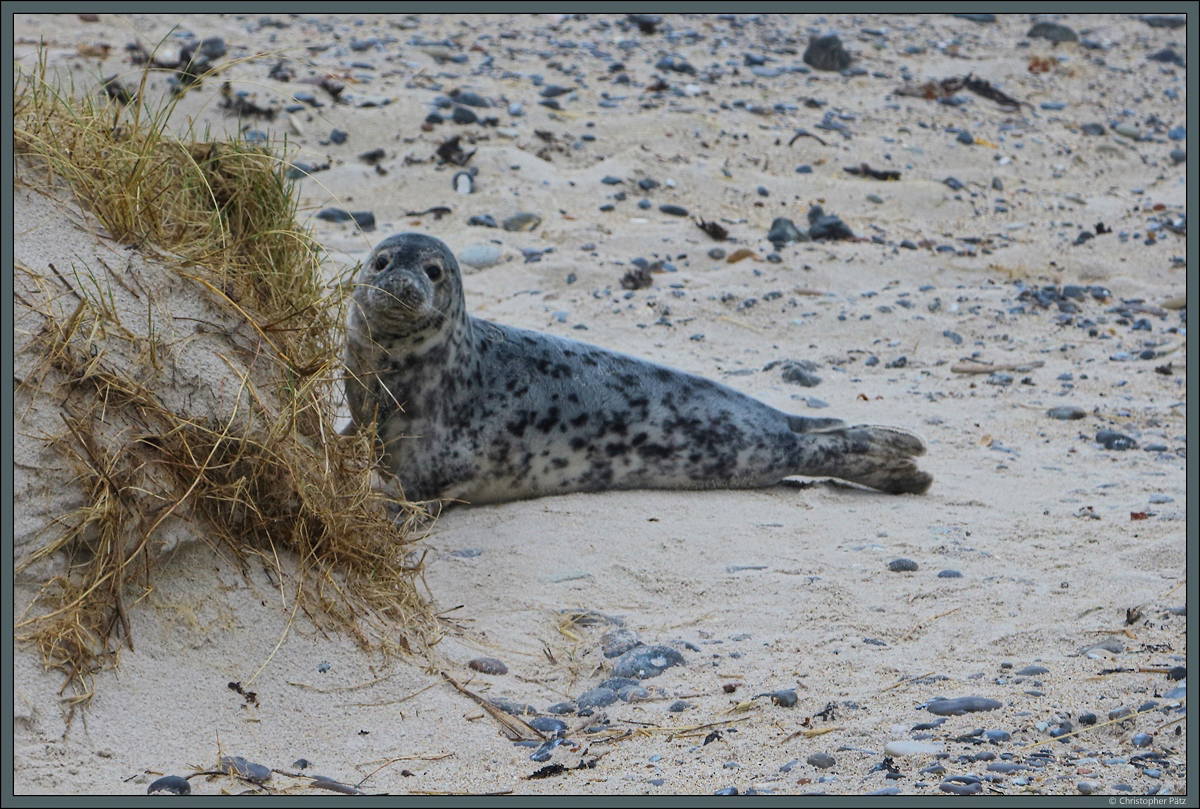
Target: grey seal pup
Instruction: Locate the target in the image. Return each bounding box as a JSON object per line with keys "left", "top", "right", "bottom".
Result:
{"left": 344, "top": 233, "right": 932, "bottom": 505}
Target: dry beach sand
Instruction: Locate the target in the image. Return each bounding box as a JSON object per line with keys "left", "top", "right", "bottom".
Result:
{"left": 11, "top": 12, "right": 1191, "bottom": 796}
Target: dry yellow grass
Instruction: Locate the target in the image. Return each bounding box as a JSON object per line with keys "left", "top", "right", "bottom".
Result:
{"left": 13, "top": 46, "right": 434, "bottom": 713}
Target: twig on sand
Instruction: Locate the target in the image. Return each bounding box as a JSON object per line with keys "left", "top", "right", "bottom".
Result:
{"left": 881, "top": 671, "right": 936, "bottom": 692}
{"left": 901, "top": 607, "right": 962, "bottom": 641}
{"left": 951, "top": 359, "right": 1045, "bottom": 374}
{"left": 441, "top": 670, "right": 546, "bottom": 741}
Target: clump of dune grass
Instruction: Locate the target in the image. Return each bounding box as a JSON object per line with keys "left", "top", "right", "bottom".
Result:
{"left": 13, "top": 46, "right": 434, "bottom": 712}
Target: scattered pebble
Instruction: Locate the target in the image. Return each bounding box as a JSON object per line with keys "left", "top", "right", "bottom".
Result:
{"left": 502, "top": 212, "right": 541, "bottom": 232}
{"left": 940, "top": 780, "right": 982, "bottom": 795}
{"left": 1047, "top": 406, "right": 1086, "bottom": 420}
{"left": 218, "top": 755, "right": 271, "bottom": 783}
{"left": 807, "top": 752, "right": 836, "bottom": 769}
{"left": 757, "top": 689, "right": 798, "bottom": 707}
{"left": 527, "top": 717, "right": 568, "bottom": 737}
{"left": 925, "top": 696, "right": 1002, "bottom": 716}
{"left": 147, "top": 776, "right": 191, "bottom": 795}
{"left": 468, "top": 656, "right": 508, "bottom": 675}
{"left": 457, "top": 244, "right": 502, "bottom": 269}
{"left": 1096, "top": 430, "right": 1138, "bottom": 451}
{"left": 576, "top": 687, "right": 618, "bottom": 709}
{"left": 1028, "top": 21, "right": 1077, "bottom": 42}
{"left": 888, "top": 558, "right": 918, "bottom": 572}
{"left": 601, "top": 628, "right": 642, "bottom": 658}
{"left": 803, "top": 34, "right": 851, "bottom": 72}
{"left": 767, "top": 217, "right": 806, "bottom": 245}
{"left": 611, "top": 645, "right": 685, "bottom": 679}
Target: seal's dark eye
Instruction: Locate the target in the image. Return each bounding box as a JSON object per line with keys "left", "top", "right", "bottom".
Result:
{"left": 374, "top": 253, "right": 389, "bottom": 271}
{"left": 424, "top": 264, "right": 443, "bottom": 282}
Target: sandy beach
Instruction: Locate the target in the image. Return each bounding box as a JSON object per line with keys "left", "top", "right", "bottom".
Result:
{"left": 12, "top": 12, "right": 1189, "bottom": 796}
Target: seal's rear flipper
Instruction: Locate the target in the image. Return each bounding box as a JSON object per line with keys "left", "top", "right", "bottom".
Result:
{"left": 794, "top": 424, "right": 932, "bottom": 495}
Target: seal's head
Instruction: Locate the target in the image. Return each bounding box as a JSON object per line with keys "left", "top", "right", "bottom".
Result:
{"left": 351, "top": 233, "right": 464, "bottom": 345}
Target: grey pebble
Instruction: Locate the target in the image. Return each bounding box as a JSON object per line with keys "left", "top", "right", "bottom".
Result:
{"left": 956, "top": 130, "right": 974, "bottom": 145}
{"left": 451, "top": 106, "right": 477, "bottom": 124}
{"left": 807, "top": 205, "right": 855, "bottom": 240}
{"left": 1016, "top": 665, "right": 1049, "bottom": 676}
{"left": 803, "top": 34, "right": 851, "bottom": 72}
{"left": 807, "top": 752, "right": 836, "bottom": 769}
{"left": 668, "top": 700, "right": 693, "bottom": 712}
{"left": 926, "top": 697, "right": 1002, "bottom": 716}
{"left": 468, "top": 656, "right": 508, "bottom": 675}
{"left": 611, "top": 644, "right": 685, "bottom": 679}
{"left": 1148, "top": 494, "right": 1174, "bottom": 504}
{"left": 452, "top": 170, "right": 474, "bottom": 194}
{"left": 888, "top": 558, "right": 918, "bottom": 572}
{"left": 1148, "top": 48, "right": 1185, "bottom": 66}
{"left": 937, "top": 569, "right": 963, "bottom": 579}
{"left": 502, "top": 212, "right": 541, "bottom": 232}
{"left": 1131, "top": 733, "right": 1153, "bottom": 747}
{"left": 601, "top": 628, "right": 642, "bottom": 658}
{"left": 527, "top": 717, "right": 568, "bottom": 737}
{"left": 943, "top": 177, "right": 964, "bottom": 191}
{"left": 1028, "top": 21, "right": 1077, "bottom": 42}
{"left": 708, "top": 247, "right": 726, "bottom": 260}
{"left": 659, "top": 204, "right": 689, "bottom": 217}
{"left": 767, "top": 217, "right": 806, "bottom": 245}
{"left": 1047, "top": 406, "right": 1086, "bottom": 420}
{"left": 576, "top": 687, "right": 618, "bottom": 708}
{"left": 988, "top": 762, "right": 1023, "bottom": 774}
{"left": 757, "top": 689, "right": 798, "bottom": 707}
{"left": 147, "top": 776, "right": 191, "bottom": 795}
{"left": 546, "top": 702, "right": 576, "bottom": 715}
{"left": 467, "top": 214, "right": 498, "bottom": 228}
{"left": 764, "top": 359, "right": 821, "bottom": 388}
{"left": 219, "top": 755, "right": 271, "bottom": 783}
{"left": 939, "top": 781, "right": 982, "bottom": 795}
{"left": 1096, "top": 430, "right": 1137, "bottom": 451}
{"left": 457, "top": 244, "right": 501, "bottom": 269}
{"left": 619, "top": 685, "right": 651, "bottom": 702}
{"left": 529, "top": 737, "right": 569, "bottom": 762}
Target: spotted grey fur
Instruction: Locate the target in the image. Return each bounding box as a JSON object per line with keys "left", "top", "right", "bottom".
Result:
{"left": 344, "top": 233, "right": 932, "bottom": 505}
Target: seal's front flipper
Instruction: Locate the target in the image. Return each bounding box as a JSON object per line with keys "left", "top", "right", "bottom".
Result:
{"left": 793, "top": 424, "right": 932, "bottom": 495}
